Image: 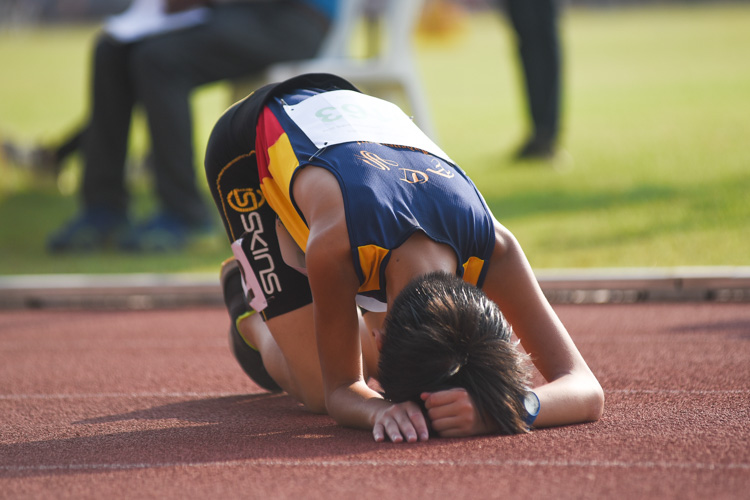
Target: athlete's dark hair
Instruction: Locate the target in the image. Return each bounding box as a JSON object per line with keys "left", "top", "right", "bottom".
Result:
{"left": 378, "top": 271, "right": 532, "bottom": 434}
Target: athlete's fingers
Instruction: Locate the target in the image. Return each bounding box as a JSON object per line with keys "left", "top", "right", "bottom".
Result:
{"left": 422, "top": 389, "right": 480, "bottom": 437}
{"left": 382, "top": 417, "right": 405, "bottom": 443}
{"left": 406, "top": 403, "right": 430, "bottom": 442}
{"left": 374, "top": 405, "right": 409, "bottom": 443}
{"left": 422, "top": 389, "right": 472, "bottom": 421}
{"left": 372, "top": 422, "right": 386, "bottom": 442}
{"left": 391, "top": 403, "right": 422, "bottom": 443}
{"left": 431, "top": 422, "right": 474, "bottom": 438}
{"left": 430, "top": 412, "right": 469, "bottom": 431}
{"left": 422, "top": 388, "right": 465, "bottom": 410}
{"left": 374, "top": 401, "right": 429, "bottom": 443}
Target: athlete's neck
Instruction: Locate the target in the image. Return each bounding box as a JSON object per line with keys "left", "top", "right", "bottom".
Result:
{"left": 385, "top": 231, "right": 458, "bottom": 309}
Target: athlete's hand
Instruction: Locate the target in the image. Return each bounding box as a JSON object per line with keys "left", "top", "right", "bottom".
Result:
{"left": 421, "top": 388, "right": 492, "bottom": 437}
{"left": 373, "top": 401, "right": 430, "bottom": 443}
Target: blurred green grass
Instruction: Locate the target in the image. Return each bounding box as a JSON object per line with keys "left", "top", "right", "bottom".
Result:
{"left": 0, "top": 3, "right": 748, "bottom": 275}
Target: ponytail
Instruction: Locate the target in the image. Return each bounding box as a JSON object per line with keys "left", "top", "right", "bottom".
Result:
{"left": 378, "top": 271, "right": 532, "bottom": 434}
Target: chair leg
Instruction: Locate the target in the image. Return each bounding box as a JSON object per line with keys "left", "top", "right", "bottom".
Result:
{"left": 403, "top": 75, "right": 437, "bottom": 141}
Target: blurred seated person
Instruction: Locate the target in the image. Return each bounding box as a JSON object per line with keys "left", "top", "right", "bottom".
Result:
{"left": 40, "top": 0, "right": 338, "bottom": 252}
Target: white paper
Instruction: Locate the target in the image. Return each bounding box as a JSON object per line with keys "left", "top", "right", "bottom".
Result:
{"left": 105, "top": 0, "right": 210, "bottom": 43}
{"left": 283, "top": 90, "right": 453, "bottom": 164}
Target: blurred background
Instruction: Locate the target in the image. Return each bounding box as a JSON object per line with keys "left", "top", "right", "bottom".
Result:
{"left": 0, "top": 0, "right": 748, "bottom": 275}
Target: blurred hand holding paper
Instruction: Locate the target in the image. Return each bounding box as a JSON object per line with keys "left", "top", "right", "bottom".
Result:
{"left": 105, "top": 0, "right": 210, "bottom": 43}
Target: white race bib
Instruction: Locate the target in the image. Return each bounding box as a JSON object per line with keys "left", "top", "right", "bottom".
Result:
{"left": 283, "top": 90, "right": 452, "bottom": 164}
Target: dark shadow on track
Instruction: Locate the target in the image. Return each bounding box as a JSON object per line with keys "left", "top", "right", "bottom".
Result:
{"left": 1, "top": 393, "right": 393, "bottom": 478}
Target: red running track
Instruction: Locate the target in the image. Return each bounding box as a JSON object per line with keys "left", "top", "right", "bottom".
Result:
{"left": 1, "top": 303, "right": 748, "bottom": 499}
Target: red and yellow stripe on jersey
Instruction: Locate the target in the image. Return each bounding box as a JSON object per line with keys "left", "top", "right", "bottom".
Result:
{"left": 255, "top": 106, "right": 310, "bottom": 253}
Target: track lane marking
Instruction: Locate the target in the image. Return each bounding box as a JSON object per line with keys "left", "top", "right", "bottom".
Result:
{"left": 1, "top": 389, "right": 748, "bottom": 400}
{"left": 1, "top": 458, "right": 748, "bottom": 473}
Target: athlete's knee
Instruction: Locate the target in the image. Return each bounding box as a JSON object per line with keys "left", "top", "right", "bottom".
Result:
{"left": 299, "top": 392, "right": 327, "bottom": 414}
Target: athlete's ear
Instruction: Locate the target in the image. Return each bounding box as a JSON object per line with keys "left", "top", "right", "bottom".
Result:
{"left": 372, "top": 328, "right": 384, "bottom": 352}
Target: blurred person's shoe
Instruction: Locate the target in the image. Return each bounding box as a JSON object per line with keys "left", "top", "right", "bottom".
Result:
{"left": 221, "top": 258, "right": 282, "bottom": 393}
{"left": 514, "top": 136, "right": 556, "bottom": 161}
{"left": 47, "top": 208, "right": 130, "bottom": 253}
{"left": 119, "top": 211, "right": 211, "bottom": 252}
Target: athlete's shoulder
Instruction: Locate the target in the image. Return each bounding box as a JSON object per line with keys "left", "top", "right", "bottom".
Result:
{"left": 293, "top": 165, "right": 344, "bottom": 214}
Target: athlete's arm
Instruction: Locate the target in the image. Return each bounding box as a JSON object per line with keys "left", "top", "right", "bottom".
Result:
{"left": 305, "top": 236, "right": 426, "bottom": 442}
{"left": 482, "top": 220, "right": 604, "bottom": 428}
{"left": 295, "top": 166, "right": 429, "bottom": 442}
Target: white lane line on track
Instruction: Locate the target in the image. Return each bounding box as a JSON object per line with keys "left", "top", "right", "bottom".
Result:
{"left": 1, "top": 389, "right": 748, "bottom": 400}
{"left": 1, "top": 458, "right": 748, "bottom": 473}
{"left": 608, "top": 389, "right": 749, "bottom": 395}
{"left": 0, "top": 392, "right": 249, "bottom": 400}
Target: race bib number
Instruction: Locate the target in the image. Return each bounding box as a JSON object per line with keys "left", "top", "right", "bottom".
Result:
{"left": 283, "top": 90, "right": 452, "bottom": 164}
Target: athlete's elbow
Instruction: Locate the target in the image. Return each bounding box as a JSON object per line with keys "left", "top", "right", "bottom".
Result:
{"left": 584, "top": 381, "right": 605, "bottom": 422}
{"left": 323, "top": 385, "right": 369, "bottom": 430}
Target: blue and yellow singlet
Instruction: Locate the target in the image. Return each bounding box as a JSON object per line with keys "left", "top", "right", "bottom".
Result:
{"left": 255, "top": 88, "right": 495, "bottom": 311}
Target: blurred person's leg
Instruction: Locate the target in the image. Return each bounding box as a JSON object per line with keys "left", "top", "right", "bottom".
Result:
{"left": 82, "top": 34, "right": 136, "bottom": 214}
{"left": 47, "top": 34, "right": 134, "bottom": 253}
{"left": 505, "top": 0, "right": 561, "bottom": 159}
{"left": 128, "top": 2, "right": 330, "bottom": 237}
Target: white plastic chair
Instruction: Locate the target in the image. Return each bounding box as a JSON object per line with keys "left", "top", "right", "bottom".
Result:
{"left": 234, "top": 0, "right": 436, "bottom": 139}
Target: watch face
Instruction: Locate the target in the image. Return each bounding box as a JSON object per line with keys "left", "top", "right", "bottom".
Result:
{"left": 524, "top": 391, "right": 540, "bottom": 416}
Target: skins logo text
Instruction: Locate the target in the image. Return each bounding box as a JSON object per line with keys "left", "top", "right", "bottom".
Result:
{"left": 227, "top": 188, "right": 266, "bottom": 212}
{"left": 241, "top": 211, "right": 281, "bottom": 296}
